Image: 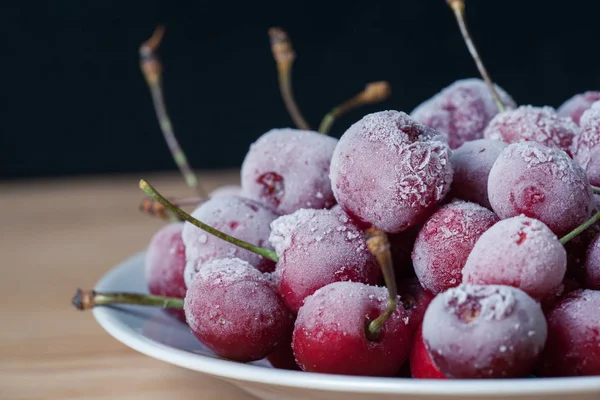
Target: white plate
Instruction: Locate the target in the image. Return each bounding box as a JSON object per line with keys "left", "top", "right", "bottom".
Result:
{"left": 93, "top": 252, "right": 600, "bottom": 400}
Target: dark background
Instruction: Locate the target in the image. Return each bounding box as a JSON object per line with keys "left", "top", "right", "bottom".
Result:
{"left": 3, "top": 0, "right": 599, "bottom": 179}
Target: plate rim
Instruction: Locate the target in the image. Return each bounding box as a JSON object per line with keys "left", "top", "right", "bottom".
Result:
{"left": 93, "top": 252, "right": 600, "bottom": 396}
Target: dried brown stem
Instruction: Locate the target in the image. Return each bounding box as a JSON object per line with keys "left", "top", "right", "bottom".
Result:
{"left": 318, "top": 81, "right": 391, "bottom": 134}
{"left": 72, "top": 289, "right": 184, "bottom": 310}
{"left": 269, "top": 27, "right": 310, "bottom": 130}
{"left": 364, "top": 227, "right": 397, "bottom": 341}
{"left": 446, "top": 0, "right": 506, "bottom": 113}
{"left": 140, "top": 26, "right": 206, "bottom": 196}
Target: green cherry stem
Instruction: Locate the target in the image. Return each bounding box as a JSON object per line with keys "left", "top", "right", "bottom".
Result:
{"left": 140, "top": 179, "right": 279, "bottom": 262}
{"left": 364, "top": 227, "right": 397, "bottom": 341}
{"left": 560, "top": 210, "right": 600, "bottom": 245}
{"left": 318, "top": 81, "right": 391, "bottom": 135}
{"left": 140, "top": 26, "right": 206, "bottom": 197}
{"left": 72, "top": 289, "right": 184, "bottom": 310}
{"left": 269, "top": 27, "right": 311, "bottom": 130}
{"left": 592, "top": 186, "right": 600, "bottom": 195}
{"left": 446, "top": 0, "right": 506, "bottom": 113}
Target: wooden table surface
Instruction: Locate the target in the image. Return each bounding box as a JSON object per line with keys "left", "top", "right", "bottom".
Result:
{"left": 0, "top": 171, "right": 258, "bottom": 400}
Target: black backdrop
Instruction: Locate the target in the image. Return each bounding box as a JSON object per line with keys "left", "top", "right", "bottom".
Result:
{"left": 3, "top": 0, "right": 600, "bottom": 179}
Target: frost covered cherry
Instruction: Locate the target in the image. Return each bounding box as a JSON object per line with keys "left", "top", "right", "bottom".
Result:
{"left": 266, "top": 322, "right": 299, "bottom": 370}
{"left": 330, "top": 110, "right": 453, "bottom": 233}
{"left": 463, "top": 215, "right": 566, "bottom": 300}
{"left": 584, "top": 233, "right": 600, "bottom": 290}
{"left": 449, "top": 139, "right": 507, "bottom": 209}
{"left": 410, "top": 324, "right": 446, "bottom": 379}
{"left": 145, "top": 222, "right": 187, "bottom": 321}
{"left": 184, "top": 258, "right": 292, "bottom": 362}
{"left": 182, "top": 195, "right": 279, "bottom": 286}
{"left": 557, "top": 91, "right": 600, "bottom": 125}
{"left": 571, "top": 101, "right": 600, "bottom": 186}
{"left": 537, "top": 289, "right": 600, "bottom": 376}
{"left": 487, "top": 141, "right": 592, "bottom": 236}
{"left": 269, "top": 208, "right": 380, "bottom": 313}
{"left": 411, "top": 78, "right": 516, "bottom": 149}
{"left": 292, "top": 281, "right": 412, "bottom": 376}
{"left": 397, "top": 277, "right": 435, "bottom": 332}
{"left": 483, "top": 105, "right": 578, "bottom": 154}
{"left": 241, "top": 128, "right": 338, "bottom": 214}
{"left": 412, "top": 200, "right": 499, "bottom": 294}
{"left": 422, "top": 284, "right": 547, "bottom": 379}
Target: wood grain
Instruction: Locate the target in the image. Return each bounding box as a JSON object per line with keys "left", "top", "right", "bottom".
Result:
{"left": 0, "top": 171, "right": 257, "bottom": 400}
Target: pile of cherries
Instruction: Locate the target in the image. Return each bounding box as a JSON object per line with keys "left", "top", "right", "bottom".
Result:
{"left": 146, "top": 93, "right": 600, "bottom": 378}
{"left": 81, "top": 1, "right": 600, "bottom": 380}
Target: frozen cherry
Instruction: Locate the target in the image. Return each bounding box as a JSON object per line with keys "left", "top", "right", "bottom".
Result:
{"left": 537, "top": 289, "right": 600, "bottom": 376}
{"left": 330, "top": 110, "right": 453, "bottom": 233}
{"left": 145, "top": 222, "right": 187, "bottom": 321}
{"left": 184, "top": 258, "right": 292, "bottom": 362}
{"left": 422, "top": 284, "right": 547, "bottom": 379}
{"left": 483, "top": 105, "right": 578, "bottom": 154}
{"left": 571, "top": 101, "right": 600, "bottom": 186}
{"left": 449, "top": 139, "right": 508, "bottom": 209}
{"left": 463, "top": 215, "right": 567, "bottom": 300}
{"left": 397, "top": 277, "right": 435, "bottom": 332}
{"left": 266, "top": 321, "right": 300, "bottom": 370}
{"left": 557, "top": 91, "right": 600, "bottom": 125}
{"left": 410, "top": 324, "right": 446, "bottom": 379}
{"left": 413, "top": 200, "right": 499, "bottom": 294}
{"left": 411, "top": 78, "right": 516, "bottom": 149}
{"left": 292, "top": 281, "right": 412, "bottom": 376}
{"left": 487, "top": 141, "right": 592, "bottom": 236}
{"left": 541, "top": 276, "right": 582, "bottom": 313}
{"left": 269, "top": 208, "right": 380, "bottom": 313}
{"left": 241, "top": 128, "right": 338, "bottom": 214}
{"left": 182, "top": 195, "right": 279, "bottom": 286}
{"left": 584, "top": 233, "right": 600, "bottom": 290}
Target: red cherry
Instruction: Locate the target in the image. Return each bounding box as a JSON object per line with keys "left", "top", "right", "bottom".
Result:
{"left": 484, "top": 105, "right": 578, "bottom": 155}
{"left": 410, "top": 324, "right": 446, "bottom": 379}
{"left": 557, "top": 91, "right": 600, "bottom": 125}
{"left": 145, "top": 222, "right": 187, "bottom": 321}
{"left": 292, "top": 281, "right": 412, "bottom": 376}
{"left": 411, "top": 78, "right": 516, "bottom": 149}
{"left": 269, "top": 208, "right": 380, "bottom": 313}
{"left": 572, "top": 101, "right": 600, "bottom": 187}
{"left": 182, "top": 195, "right": 279, "bottom": 285}
{"left": 537, "top": 289, "right": 600, "bottom": 376}
{"left": 412, "top": 200, "right": 499, "bottom": 294}
{"left": 449, "top": 138, "right": 507, "bottom": 209}
{"left": 397, "top": 277, "right": 434, "bottom": 333}
{"left": 330, "top": 110, "right": 452, "bottom": 233}
{"left": 184, "top": 258, "right": 292, "bottom": 362}
{"left": 423, "top": 284, "right": 547, "bottom": 379}
{"left": 488, "top": 141, "right": 592, "bottom": 236}
{"left": 241, "top": 128, "right": 338, "bottom": 214}
{"left": 463, "top": 215, "right": 567, "bottom": 300}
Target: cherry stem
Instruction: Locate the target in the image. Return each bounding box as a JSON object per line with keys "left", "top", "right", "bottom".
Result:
{"left": 139, "top": 195, "right": 204, "bottom": 221}
{"left": 140, "top": 179, "right": 279, "bottom": 262}
{"left": 140, "top": 26, "right": 207, "bottom": 197}
{"left": 318, "top": 81, "right": 391, "bottom": 135}
{"left": 72, "top": 289, "right": 184, "bottom": 310}
{"left": 560, "top": 210, "right": 600, "bottom": 245}
{"left": 269, "top": 27, "right": 311, "bottom": 130}
{"left": 446, "top": 0, "right": 506, "bottom": 113}
{"left": 592, "top": 186, "right": 600, "bottom": 195}
{"left": 364, "top": 227, "right": 397, "bottom": 341}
